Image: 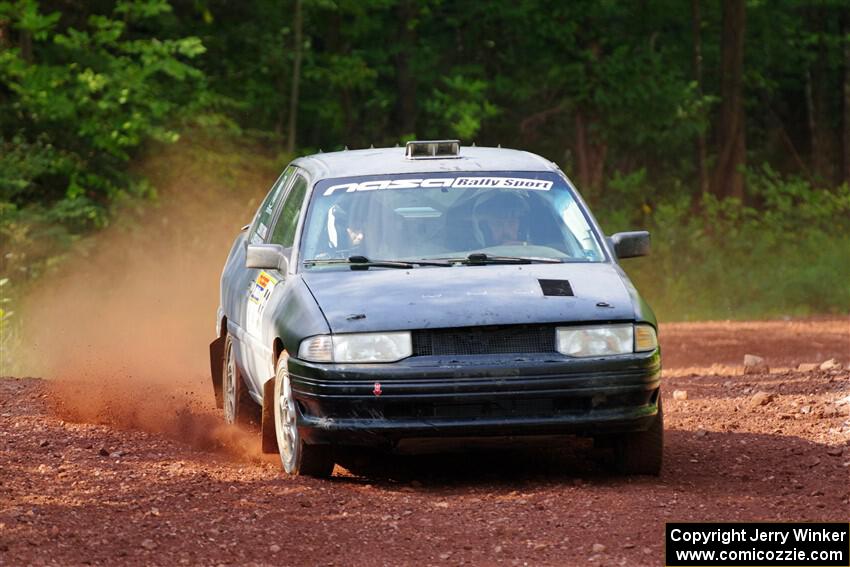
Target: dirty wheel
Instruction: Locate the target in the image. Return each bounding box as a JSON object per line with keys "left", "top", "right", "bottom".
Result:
{"left": 222, "top": 333, "right": 258, "bottom": 425}
{"left": 614, "top": 398, "right": 663, "bottom": 475}
{"left": 273, "top": 352, "right": 334, "bottom": 477}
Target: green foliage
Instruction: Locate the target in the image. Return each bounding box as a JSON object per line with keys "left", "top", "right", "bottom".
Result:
{"left": 0, "top": 0, "right": 204, "bottom": 237}
{"left": 0, "top": 0, "right": 206, "bottom": 289}
{"left": 604, "top": 172, "right": 850, "bottom": 320}
{"left": 1, "top": 0, "right": 849, "bottom": 323}
{"left": 423, "top": 75, "right": 499, "bottom": 141}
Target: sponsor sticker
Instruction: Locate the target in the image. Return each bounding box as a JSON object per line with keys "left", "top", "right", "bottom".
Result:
{"left": 323, "top": 176, "right": 553, "bottom": 196}
{"left": 249, "top": 271, "right": 278, "bottom": 305}
{"left": 453, "top": 177, "right": 552, "bottom": 190}
{"left": 246, "top": 270, "right": 279, "bottom": 337}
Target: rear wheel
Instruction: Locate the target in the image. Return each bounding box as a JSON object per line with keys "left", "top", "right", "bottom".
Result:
{"left": 273, "top": 352, "right": 334, "bottom": 477}
{"left": 222, "top": 333, "right": 258, "bottom": 425}
{"left": 613, "top": 399, "right": 664, "bottom": 475}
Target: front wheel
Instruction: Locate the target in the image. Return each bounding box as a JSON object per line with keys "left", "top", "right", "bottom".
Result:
{"left": 273, "top": 352, "right": 334, "bottom": 477}
{"left": 613, "top": 398, "right": 664, "bottom": 475}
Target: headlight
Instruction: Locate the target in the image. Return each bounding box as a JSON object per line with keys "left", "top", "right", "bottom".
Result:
{"left": 298, "top": 332, "right": 412, "bottom": 363}
{"left": 556, "top": 324, "right": 659, "bottom": 357}
{"left": 556, "top": 324, "right": 635, "bottom": 357}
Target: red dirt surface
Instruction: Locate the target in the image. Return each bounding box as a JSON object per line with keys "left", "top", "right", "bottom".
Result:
{"left": 2, "top": 320, "right": 848, "bottom": 566}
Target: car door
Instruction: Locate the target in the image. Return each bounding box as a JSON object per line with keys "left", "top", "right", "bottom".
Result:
{"left": 242, "top": 170, "right": 310, "bottom": 393}
{"left": 226, "top": 168, "right": 295, "bottom": 390}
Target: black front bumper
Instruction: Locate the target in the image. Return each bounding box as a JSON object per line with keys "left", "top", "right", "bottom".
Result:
{"left": 288, "top": 351, "right": 661, "bottom": 446}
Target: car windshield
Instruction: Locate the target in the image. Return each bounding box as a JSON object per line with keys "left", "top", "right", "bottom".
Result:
{"left": 300, "top": 171, "right": 606, "bottom": 267}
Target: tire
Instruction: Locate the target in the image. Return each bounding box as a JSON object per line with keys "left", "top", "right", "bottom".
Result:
{"left": 273, "top": 352, "right": 334, "bottom": 477}
{"left": 222, "top": 333, "right": 259, "bottom": 425}
{"left": 613, "top": 398, "right": 664, "bottom": 475}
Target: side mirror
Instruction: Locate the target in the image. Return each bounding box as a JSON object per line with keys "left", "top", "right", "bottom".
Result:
{"left": 610, "top": 231, "right": 651, "bottom": 259}
{"left": 246, "top": 244, "right": 290, "bottom": 273}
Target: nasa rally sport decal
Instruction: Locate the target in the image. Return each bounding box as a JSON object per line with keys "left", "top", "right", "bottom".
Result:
{"left": 323, "top": 176, "right": 553, "bottom": 196}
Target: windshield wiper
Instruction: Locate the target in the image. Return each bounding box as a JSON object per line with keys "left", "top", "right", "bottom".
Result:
{"left": 437, "top": 253, "right": 563, "bottom": 265}
{"left": 303, "top": 255, "right": 451, "bottom": 269}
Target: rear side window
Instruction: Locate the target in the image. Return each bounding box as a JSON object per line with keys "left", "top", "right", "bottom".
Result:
{"left": 270, "top": 174, "right": 308, "bottom": 248}
{"left": 250, "top": 167, "right": 294, "bottom": 244}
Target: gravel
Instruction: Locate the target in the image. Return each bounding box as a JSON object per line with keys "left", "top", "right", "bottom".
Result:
{"left": 1, "top": 319, "right": 848, "bottom": 566}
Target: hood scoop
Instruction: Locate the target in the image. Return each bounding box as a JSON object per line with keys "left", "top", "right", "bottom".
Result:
{"left": 538, "top": 279, "right": 573, "bottom": 297}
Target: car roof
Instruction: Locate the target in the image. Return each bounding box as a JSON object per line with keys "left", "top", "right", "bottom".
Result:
{"left": 292, "top": 146, "right": 560, "bottom": 180}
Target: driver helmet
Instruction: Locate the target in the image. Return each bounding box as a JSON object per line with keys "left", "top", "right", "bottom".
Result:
{"left": 472, "top": 191, "right": 531, "bottom": 247}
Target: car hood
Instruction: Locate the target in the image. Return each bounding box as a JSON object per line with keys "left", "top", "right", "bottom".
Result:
{"left": 300, "top": 263, "right": 635, "bottom": 333}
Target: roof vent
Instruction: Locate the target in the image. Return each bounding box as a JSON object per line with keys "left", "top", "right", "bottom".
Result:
{"left": 539, "top": 279, "right": 573, "bottom": 297}
{"left": 405, "top": 140, "right": 461, "bottom": 160}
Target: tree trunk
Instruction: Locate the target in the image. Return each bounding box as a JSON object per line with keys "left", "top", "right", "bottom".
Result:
{"left": 692, "top": 0, "right": 709, "bottom": 196}
{"left": 574, "top": 110, "right": 607, "bottom": 196}
{"left": 574, "top": 39, "right": 607, "bottom": 196}
{"left": 341, "top": 88, "right": 353, "bottom": 143}
{"left": 843, "top": 11, "right": 850, "bottom": 184}
{"left": 286, "top": 0, "right": 303, "bottom": 155}
{"left": 0, "top": 21, "right": 7, "bottom": 109}
{"left": 575, "top": 111, "right": 590, "bottom": 191}
{"left": 0, "top": 18, "right": 9, "bottom": 49}
{"left": 20, "top": 30, "right": 33, "bottom": 63}
{"left": 712, "top": 0, "right": 746, "bottom": 200}
{"left": 806, "top": 5, "right": 833, "bottom": 183}
{"left": 804, "top": 65, "right": 819, "bottom": 177}
{"left": 589, "top": 140, "right": 608, "bottom": 191}
{"left": 394, "top": 0, "right": 418, "bottom": 138}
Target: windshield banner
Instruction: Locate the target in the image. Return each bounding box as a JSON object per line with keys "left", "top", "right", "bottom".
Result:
{"left": 323, "top": 176, "right": 553, "bottom": 196}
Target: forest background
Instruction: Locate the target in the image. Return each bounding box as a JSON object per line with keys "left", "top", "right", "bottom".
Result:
{"left": 2, "top": 0, "right": 849, "bottom": 366}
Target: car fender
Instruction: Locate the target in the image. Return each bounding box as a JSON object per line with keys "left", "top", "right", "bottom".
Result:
{"left": 613, "top": 264, "right": 658, "bottom": 327}
{"left": 240, "top": 274, "right": 329, "bottom": 401}
{"left": 266, "top": 275, "right": 330, "bottom": 369}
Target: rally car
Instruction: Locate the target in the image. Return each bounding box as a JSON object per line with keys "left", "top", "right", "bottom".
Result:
{"left": 209, "top": 140, "right": 661, "bottom": 477}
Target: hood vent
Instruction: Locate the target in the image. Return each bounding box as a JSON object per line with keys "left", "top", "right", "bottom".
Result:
{"left": 539, "top": 279, "right": 573, "bottom": 297}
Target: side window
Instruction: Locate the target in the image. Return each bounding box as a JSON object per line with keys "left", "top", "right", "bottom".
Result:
{"left": 270, "top": 174, "right": 308, "bottom": 248}
{"left": 249, "top": 167, "right": 294, "bottom": 244}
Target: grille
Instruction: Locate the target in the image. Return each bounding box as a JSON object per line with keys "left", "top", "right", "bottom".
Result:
{"left": 412, "top": 325, "right": 557, "bottom": 356}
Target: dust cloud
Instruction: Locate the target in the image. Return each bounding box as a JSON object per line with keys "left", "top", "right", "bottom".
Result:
{"left": 16, "top": 143, "right": 277, "bottom": 461}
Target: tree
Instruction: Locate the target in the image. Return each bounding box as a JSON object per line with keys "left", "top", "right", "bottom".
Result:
{"left": 712, "top": 0, "right": 746, "bottom": 200}
{"left": 692, "top": 0, "right": 709, "bottom": 196}
{"left": 0, "top": 0, "right": 205, "bottom": 229}
{"left": 393, "top": 0, "right": 418, "bottom": 138}
{"left": 286, "top": 0, "right": 302, "bottom": 155}
{"left": 841, "top": 12, "right": 850, "bottom": 185}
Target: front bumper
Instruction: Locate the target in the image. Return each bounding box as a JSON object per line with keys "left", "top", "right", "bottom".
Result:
{"left": 288, "top": 351, "right": 661, "bottom": 446}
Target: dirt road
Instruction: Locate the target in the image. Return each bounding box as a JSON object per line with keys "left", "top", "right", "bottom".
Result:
{"left": 1, "top": 320, "right": 848, "bottom": 566}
